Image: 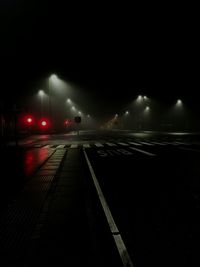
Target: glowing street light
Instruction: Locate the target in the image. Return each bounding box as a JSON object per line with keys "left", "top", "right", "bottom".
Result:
{"left": 48, "top": 74, "right": 59, "bottom": 132}
{"left": 38, "top": 90, "right": 45, "bottom": 118}
{"left": 67, "top": 98, "right": 71, "bottom": 104}
{"left": 137, "top": 95, "right": 143, "bottom": 102}
{"left": 176, "top": 99, "right": 182, "bottom": 106}
{"left": 125, "top": 111, "right": 129, "bottom": 115}
{"left": 50, "top": 74, "right": 58, "bottom": 83}
{"left": 38, "top": 90, "right": 45, "bottom": 97}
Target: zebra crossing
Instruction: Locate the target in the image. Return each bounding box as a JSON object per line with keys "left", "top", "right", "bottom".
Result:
{"left": 29, "top": 140, "right": 199, "bottom": 150}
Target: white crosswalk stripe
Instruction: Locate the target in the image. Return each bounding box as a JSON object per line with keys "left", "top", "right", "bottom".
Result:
{"left": 117, "top": 142, "right": 129, "bottom": 146}
{"left": 94, "top": 143, "right": 104, "bottom": 147}
{"left": 83, "top": 143, "right": 91, "bottom": 148}
{"left": 129, "top": 147, "right": 156, "bottom": 156}
{"left": 162, "top": 142, "right": 172, "bottom": 145}
{"left": 171, "top": 142, "right": 181, "bottom": 145}
{"left": 150, "top": 141, "right": 166, "bottom": 145}
{"left": 139, "top": 141, "right": 154, "bottom": 146}
{"left": 56, "top": 145, "right": 66, "bottom": 149}
{"left": 70, "top": 144, "right": 78, "bottom": 148}
{"left": 43, "top": 145, "right": 51, "bottom": 148}
{"left": 106, "top": 142, "right": 117, "bottom": 147}
{"left": 128, "top": 142, "right": 142, "bottom": 146}
{"left": 174, "top": 142, "right": 190, "bottom": 145}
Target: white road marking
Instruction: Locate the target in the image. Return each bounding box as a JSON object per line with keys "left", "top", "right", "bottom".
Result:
{"left": 129, "top": 147, "right": 156, "bottom": 156}
{"left": 70, "top": 144, "right": 78, "bottom": 148}
{"left": 83, "top": 143, "right": 91, "bottom": 148}
{"left": 106, "top": 142, "right": 117, "bottom": 147}
{"left": 83, "top": 149, "right": 134, "bottom": 267}
{"left": 43, "top": 145, "right": 51, "bottom": 148}
{"left": 128, "top": 142, "right": 142, "bottom": 146}
{"left": 150, "top": 141, "right": 166, "bottom": 146}
{"left": 117, "top": 142, "right": 129, "bottom": 146}
{"left": 163, "top": 142, "right": 178, "bottom": 145}
{"left": 171, "top": 142, "right": 181, "bottom": 145}
{"left": 139, "top": 141, "right": 154, "bottom": 146}
{"left": 179, "top": 147, "right": 200, "bottom": 153}
{"left": 94, "top": 143, "right": 104, "bottom": 147}
{"left": 33, "top": 144, "right": 43, "bottom": 148}
{"left": 174, "top": 142, "right": 190, "bottom": 145}
{"left": 56, "top": 145, "right": 66, "bottom": 149}
{"left": 162, "top": 142, "right": 172, "bottom": 145}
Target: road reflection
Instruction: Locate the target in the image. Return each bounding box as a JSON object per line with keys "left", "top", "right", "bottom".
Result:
{"left": 23, "top": 148, "right": 51, "bottom": 177}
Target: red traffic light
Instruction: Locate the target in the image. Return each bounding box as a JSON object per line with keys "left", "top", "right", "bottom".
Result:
{"left": 41, "top": 120, "right": 47, "bottom": 126}
{"left": 39, "top": 118, "right": 49, "bottom": 129}
{"left": 27, "top": 117, "right": 33, "bottom": 124}
{"left": 24, "top": 115, "right": 34, "bottom": 125}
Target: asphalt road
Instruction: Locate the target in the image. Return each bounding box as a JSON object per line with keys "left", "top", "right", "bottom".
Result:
{"left": 1, "top": 130, "right": 200, "bottom": 266}
{"left": 84, "top": 141, "right": 200, "bottom": 266}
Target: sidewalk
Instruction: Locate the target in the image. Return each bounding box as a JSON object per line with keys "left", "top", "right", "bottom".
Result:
{"left": 25, "top": 148, "right": 94, "bottom": 266}
{"left": 0, "top": 148, "right": 91, "bottom": 266}
{"left": 0, "top": 147, "right": 122, "bottom": 267}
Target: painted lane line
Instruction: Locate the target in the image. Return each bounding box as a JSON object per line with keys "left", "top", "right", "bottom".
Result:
{"left": 117, "top": 142, "right": 129, "bottom": 146}
{"left": 83, "top": 143, "right": 91, "bottom": 148}
{"left": 56, "top": 145, "right": 66, "bottom": 149}
{"left": 139, "top": 141, "right": 154, "bottom": 146}
{"left": 179, "top": 147, "right": 200, "bottom": 153}
{"left": 70, "top": 144, "right": 78, "bottom": 148}
{"left": 83, "top": 149, "right": 134, "bottom": 267}
{"left": 163, "top": 142, "right": 178, "bottom": 145}
{"left": 150, "top": 141, "right": 166, "bottom": 146}
{"left": 128, "top": 142, "right": 142, "bottom": 146}
{"left": 175, "top": 142, "right": 190, "bottom": 145}
{"left": 106, "top": 142, "right": 117, "bottom": 147}
{"left": 94, "top": 143, "right": 104, "bottom": 147}
{"left": 43, "top": 145, "right": 51, "bottom": 148}
{"left": 171, "top": 142, "right": 181, "bottom": 145}
{"left": 129, "top": 147, "right": 156, "bottom": 156}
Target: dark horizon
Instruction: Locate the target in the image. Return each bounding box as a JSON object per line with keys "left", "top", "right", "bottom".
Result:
{"left": 0, "top": 1, "right": 198, "bottom": 120}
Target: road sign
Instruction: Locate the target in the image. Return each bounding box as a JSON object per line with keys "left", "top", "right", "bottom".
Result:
{"left": 74, "top": 116, "right": 81, "bottom": 123}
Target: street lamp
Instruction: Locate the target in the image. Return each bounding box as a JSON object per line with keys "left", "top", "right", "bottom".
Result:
{"left": 67, "top": 98, "right": 72, "bottom": 104}
{"left": 38, "top": 90, "right": 45, "bottom": 118}
{"left": 48, "top": 74, "right": 58, "bottom": 132}
{"left": 176, "top": 99, "right": 183, "bottom": 107}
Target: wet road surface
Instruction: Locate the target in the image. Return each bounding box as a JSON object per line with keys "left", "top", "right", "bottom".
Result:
{"left": 1, "top": 131, "right": 200, "bottom": 266}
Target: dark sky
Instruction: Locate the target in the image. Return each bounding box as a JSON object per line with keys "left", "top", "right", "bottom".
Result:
{"left": 0, "top": 1, "right": 198, "bottom": 117}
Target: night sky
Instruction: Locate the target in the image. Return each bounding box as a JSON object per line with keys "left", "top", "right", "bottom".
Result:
{"left": 0, "top": 1, "right": 198, "bottom": 119}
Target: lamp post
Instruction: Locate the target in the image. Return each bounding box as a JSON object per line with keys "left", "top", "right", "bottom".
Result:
{"left": 38, "top": 90, "right": 44, "bottom": 119}
{"left": 174, "top": 99, "right": 184, "bottom": 131}
{"left": 136, "top": 95, "right": 143, "bottom": 130}
{"left": 48, "top": 74, "right": 58, "bottom": 133}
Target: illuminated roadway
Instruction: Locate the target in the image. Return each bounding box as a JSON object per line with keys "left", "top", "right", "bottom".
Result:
{"left": 1, "top": 130, "right": 200, "bottom": 266}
